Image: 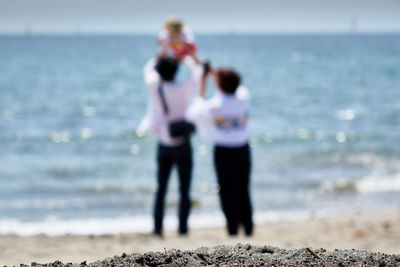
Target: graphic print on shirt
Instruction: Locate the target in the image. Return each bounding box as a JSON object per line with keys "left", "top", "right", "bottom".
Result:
{"left": 215, "top": 113, "right": 248, "bottom": 131}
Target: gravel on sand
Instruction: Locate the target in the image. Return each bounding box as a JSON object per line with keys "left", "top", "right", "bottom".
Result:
{"left": 21, "top": 243, "right": 400, "bottom": 267}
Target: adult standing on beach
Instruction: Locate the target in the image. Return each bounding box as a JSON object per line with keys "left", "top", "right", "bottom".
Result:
{"left": 141, "top": 47, "right": 203, "bottom": 236}
{"left": 186, "top": 67, "right": 253, "bottom": 236}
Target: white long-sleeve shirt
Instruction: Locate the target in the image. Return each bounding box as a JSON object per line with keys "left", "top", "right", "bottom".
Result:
{"left": 186, "top": 86, "right": 250, "bottom": 147}
{"left": 140, "top": 58, "right": 203, "bottom": 146}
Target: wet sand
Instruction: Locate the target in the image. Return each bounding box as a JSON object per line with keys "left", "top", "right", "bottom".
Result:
{"left": 2, "top": 209, "right": 399, "bottom": 266}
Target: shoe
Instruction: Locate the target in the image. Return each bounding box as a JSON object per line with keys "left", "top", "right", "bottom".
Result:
{"left": 153, "top": 229, "right": 163, "bottom": 237}
{"left": 178, "top": 228, "right": 188, "bottom": 236}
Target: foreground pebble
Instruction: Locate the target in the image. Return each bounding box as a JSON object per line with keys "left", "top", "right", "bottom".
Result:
{"left": 22, "top": 243, "right": 400, "bottom": 267}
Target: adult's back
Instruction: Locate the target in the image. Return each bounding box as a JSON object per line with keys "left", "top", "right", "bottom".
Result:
{"left": 142, "top": 55, "right": 203, "bottom": 236}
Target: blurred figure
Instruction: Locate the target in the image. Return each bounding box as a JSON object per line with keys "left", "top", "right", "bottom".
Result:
{"left": 142, "top": 52, "right": 203, "bottom": 236}
{"left": 157, "top": 16, "right": 201, "bottom": 63}
{"left": 186, "top": 66, "right": 253, "bottom": 236}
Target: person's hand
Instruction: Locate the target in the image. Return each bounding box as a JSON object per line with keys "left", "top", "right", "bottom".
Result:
{"left": 202, "top": 61, "right": 213, "bottom": 78}
{"left": 199, "top": 63, "right": 211, "bottom": 98}
{"left": 203, "top": 61, "right": 211, "bottom": 75}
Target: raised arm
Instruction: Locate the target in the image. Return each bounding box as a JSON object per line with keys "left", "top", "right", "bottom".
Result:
{"left": 143, "top": 58, "right": 159, "bottom": 86}
{"left": 182, "top": 60, "right": 210, "bottom": 96}
{"left": 185, "top": 63, "right": 213, "bottom": 124}
{"left": 157, "top": 43, "right": 170, "bottom": 59}
{"left": 199, "top": 62, "right": 211, "bottom": 98}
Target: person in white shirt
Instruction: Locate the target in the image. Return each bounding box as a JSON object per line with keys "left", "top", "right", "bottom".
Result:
{"left": 186, "top": 67, "right": 253, "bottom": 236}
{"left": 142, "top": 53, "right": 203, "bottom": 236}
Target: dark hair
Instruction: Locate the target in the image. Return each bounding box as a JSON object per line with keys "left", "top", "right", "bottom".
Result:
{"left": 155, "top": 56, "right": 179, "bottom": 81}
{"left": 216, "top": 68, "right": 241, "bottom": 94}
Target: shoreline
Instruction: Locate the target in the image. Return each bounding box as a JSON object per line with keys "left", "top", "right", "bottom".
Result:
{"left": 1, "top": 208, "right": 399, "bottom": 266}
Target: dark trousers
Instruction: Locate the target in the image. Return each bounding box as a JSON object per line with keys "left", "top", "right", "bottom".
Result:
{"left": 154, "top": 141, "right": 192, "bottom": 235}
{"left": 214, "top": 144, "right": 253, "bottom": 236}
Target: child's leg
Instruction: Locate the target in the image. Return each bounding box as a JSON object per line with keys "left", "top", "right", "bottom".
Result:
{"left": 186, "top": 43, "right": 201, "bottom": 64}
{"left": 190, "top": 53, "right": 202, "bottom": 64}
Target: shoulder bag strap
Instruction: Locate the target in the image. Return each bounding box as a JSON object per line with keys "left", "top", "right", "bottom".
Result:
{"left": 158, "top": 82, "right": 169, "bottom": 115}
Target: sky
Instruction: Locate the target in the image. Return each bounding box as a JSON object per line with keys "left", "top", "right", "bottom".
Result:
{"left": 0, "top": 0, "right": 400, "bottom": 34}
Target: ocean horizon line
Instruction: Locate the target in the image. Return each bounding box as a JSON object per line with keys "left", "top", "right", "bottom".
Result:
{"left": 1, "top": 31, "right": 400, "bottom": 37}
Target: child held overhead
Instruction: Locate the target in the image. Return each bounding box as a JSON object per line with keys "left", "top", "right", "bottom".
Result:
{"left": 157, "top": 17, "right": 201, "bottom": 63}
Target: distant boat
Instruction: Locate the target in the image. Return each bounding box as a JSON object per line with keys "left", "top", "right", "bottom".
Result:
{"left": 24, "top": 25, "right": 32, "bottom": 36}
{"left": 350, "top": 17, "right": 358, "bottom": 35}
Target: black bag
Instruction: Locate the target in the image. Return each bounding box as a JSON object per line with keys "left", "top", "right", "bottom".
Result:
{"left": 169, "top": 120, "right": 195, "bottom": 138}
{"left": 158, "top": 83, "right": 196, "bottom": 138}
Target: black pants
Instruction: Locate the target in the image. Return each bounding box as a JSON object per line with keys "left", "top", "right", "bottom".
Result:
{"left": 154, "top": 141, "right": 192, "bottom": 235}
{"left": 214, "top": 144, "right": 253, "bottom": 236}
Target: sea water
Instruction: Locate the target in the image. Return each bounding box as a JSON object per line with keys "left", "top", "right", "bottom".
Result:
{"left": 0, "top": 34, "right": 399, "bottom": 235}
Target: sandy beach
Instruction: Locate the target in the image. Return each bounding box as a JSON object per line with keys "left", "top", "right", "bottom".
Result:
{"left": 1, "top": 208, "right": 399, "bottom": 266}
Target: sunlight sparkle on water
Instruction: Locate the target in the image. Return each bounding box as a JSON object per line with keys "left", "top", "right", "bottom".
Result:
{"left": 263, "top": 134, "right": 273, "bottom": 143}
{"left": 297, "top": 128, "right": 312, "bottom": 140}
{"left": 336, "top": 109, "right": 355, "bottom": 120}
{"left": 130, "top": 144, "right": 140, "bottom": 155}
{"left": 50, "top": 132, "right": 71, "bottom": 143}
{"left": 82, "top": 106, "right": 96, "bottom": 117}
{"left": 336, "top": 132, "right": 347, "bottom": 143}
{"left": 80, "top": 128, "right": 93, "bottom": 140}
{"left": 249, "top": 137, "right": 258, "bottom": 148}
{"left": 198, "top": 144, "right": 208, "bottom": 156}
